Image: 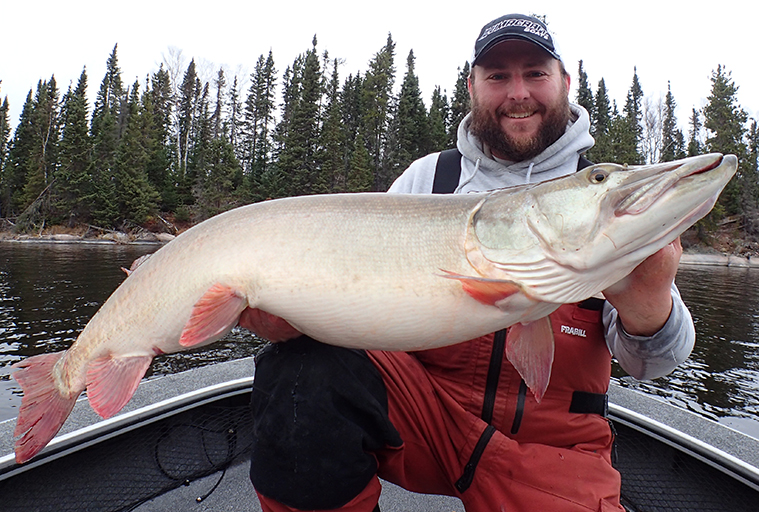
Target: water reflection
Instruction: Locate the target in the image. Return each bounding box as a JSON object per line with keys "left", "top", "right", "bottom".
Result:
{"left": 613, "top": 265, "right": 759, "bottom": 439}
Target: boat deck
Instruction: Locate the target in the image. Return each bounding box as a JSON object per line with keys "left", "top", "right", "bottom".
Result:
{"left": 1, "top": 357, "right": 758, "bottom": 511}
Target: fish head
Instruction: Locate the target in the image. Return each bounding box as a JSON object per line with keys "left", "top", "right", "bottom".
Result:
{"left": 469, "top": 153, "right": 737, "bottom": 303}
{"left": 530, "top": 153, "right": 736, "bottom": 270}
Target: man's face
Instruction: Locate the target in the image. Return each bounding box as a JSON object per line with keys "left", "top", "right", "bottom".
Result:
{"left": 468, "top": 40, "right": 571, "bottom": 161}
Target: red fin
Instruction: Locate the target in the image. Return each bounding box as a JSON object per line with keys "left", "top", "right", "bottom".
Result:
{"left": 122, "top": 253, "right": 152, "bottom": 277}
{"left": 85, "top": 354, "right": 152, "bottom": 419}
{"left": 11, "top": 352, "right": 79, "bottom": 464}
{"left": 438, "top": 270, "right": 521, "bottom": 306}
{"left": 505, "top": 317, "right": 555, "bottom": 403}
{"left": 179, "top": 283, "right": 247, "bottom": 347}
{"left": 239, "top": 307, "right": 302, "bottom": 342}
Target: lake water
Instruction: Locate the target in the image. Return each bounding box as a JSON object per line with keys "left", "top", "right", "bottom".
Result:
{"left": 1, "top": 242, "right": 758, "bottom": 440}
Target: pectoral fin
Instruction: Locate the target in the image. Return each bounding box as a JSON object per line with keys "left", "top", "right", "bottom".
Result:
{"left": 179, "top": 283, "right": 247, "bottom": 347}
{"left": 505, "top": 317, "right": 554, "bottom": 403}
{"left": 438, "top": 270, "right": 522, "bottom": 306}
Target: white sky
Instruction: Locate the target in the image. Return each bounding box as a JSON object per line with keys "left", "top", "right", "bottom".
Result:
{"left": 1, "top": 0, "right": 757, "bottom": 139}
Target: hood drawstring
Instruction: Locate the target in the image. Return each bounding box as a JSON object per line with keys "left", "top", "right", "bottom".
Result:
{"left": 525, "top": 163, "right": 534, "bottom": 184}
{"left": 455, "top": 158, "right": 481, "bottom": 193}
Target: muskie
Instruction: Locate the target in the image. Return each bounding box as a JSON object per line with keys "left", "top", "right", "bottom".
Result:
{"left": 11, "top": 153, "right": 737, "bottom": 463}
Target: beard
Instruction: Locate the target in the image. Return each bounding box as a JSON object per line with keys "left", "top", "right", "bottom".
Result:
{"left": 468, "top": 92, "right": 571, "bottom": 162}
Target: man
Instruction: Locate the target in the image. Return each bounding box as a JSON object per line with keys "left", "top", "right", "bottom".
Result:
{"left": 249, "top": 14, "right": 695, "bottom": 512}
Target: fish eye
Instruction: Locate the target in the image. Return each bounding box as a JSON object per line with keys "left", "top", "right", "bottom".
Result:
{"left": 590, "top": 170, "right": 608, "bottom": 184}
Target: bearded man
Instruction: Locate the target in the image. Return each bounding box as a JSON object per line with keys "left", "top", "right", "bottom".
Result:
{"left": 249, "top": 13, "right": 696, "bottom": 512}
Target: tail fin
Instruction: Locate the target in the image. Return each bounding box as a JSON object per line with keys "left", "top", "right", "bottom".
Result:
{"left": 11, "top": 352, "right": 80, "bottom": 464}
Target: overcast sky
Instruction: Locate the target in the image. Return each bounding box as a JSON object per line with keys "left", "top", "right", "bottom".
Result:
{"left": 2, "top": 0, "right": 757, "bottom": 139}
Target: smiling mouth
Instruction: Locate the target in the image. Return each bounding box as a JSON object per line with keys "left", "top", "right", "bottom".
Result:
{"left": 505, "top": 111, "right": 537, "bottom": 119}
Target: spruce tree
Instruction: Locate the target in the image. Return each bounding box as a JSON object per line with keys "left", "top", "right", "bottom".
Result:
{"left": 589, "top": 79, "right": 612, "bottom": 163}
{"left": 362, "top": 34, "right": 396, "bottom": 190}
{"left": 90, "top": 45, "right": 125, "bottom": 226}
{"left": 0, "top": 95, "right": 9, "bottom": 176}
{"left": 177, "top": 59, "right": 200, "bottom": 198}
{"left": 317, "top": 58, "right": 345, "bottom": 192}
{"left": 703, "top": 65, "right": 748, "bottom": 217}
{"left": 660, "top": 82, "right": 685, "bottom": 162}
{"left": 278, "top": 38, "right": 323, "bottom": 197}
{"left": 447, "top": 62, "right": 470, "bottom": 148}
{"left": 618, "top": 68, "right": 644, "bottom": 165}
{"left": 244, "top": 51, "right": 277, "bottom": 199}
{"left": 575, "top": 60, "right": 594, "bottom": 123}
{"left": 20, "top": 77, "right": 61, "bottom": 216}
{"left": 56, "top": 69, "right": 94, "bottom": 224}
{"left": 2, "top": 91, "right": 35, "bottom": 217}
{"left": 148, "top": 65, "right": 175, "bottom": 211}
{"left": 114, "top": 81, "right": 160, "bottom": 224}
{"left": 387, "top": 50, "right": 428, "bottom": 184}
{"left": 428, "top": 86, "right": 450, "bottom": 152}
{"left": 687, "top": 108, "right": 702, "bottom": 157}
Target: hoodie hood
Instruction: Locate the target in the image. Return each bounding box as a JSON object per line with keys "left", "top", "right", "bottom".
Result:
{"left": 454, "top": 103, "right": 594, "bottom": 193}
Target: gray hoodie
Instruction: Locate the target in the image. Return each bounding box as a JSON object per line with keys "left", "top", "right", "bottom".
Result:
{"left": 388, "top": 103, "right": 695, "bottom": 381}
{"left": 389, "top": 103, "right": 594, "bottom": 194}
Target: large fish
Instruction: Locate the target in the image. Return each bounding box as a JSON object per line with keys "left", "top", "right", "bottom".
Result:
{"left": 11, "top": 153, "right": 737, "bottom": 463}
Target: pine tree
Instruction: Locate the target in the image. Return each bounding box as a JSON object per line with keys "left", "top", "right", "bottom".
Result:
{"left": 447, "top": 62, "right": 470, "bottom": 148}
{"left": 575, "top": 60, "right": 594, "bottom": 123}
{"left": 55, "top": 68, "right": 94, "bottom": 224}
{"left": 703, "top": 65, "right": 749, "bottom": 217}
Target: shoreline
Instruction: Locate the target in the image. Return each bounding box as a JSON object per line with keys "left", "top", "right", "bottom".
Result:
{"left": 2, "top": 231, "right": 757, "bottom": 269}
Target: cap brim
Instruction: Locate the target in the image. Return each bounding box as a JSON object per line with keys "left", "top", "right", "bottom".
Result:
{"left": 472, "top": 34, "right": 560, "bottom": 65}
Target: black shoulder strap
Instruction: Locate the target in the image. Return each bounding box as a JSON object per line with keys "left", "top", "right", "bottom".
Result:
{"left": 432, "top": 148, "right": 463, "bottom": 194}
{"left": 577, "top": 155, "right": 594, "bottom": 171}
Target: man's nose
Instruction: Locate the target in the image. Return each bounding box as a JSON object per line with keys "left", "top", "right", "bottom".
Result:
{"left": 506, "top": 76, "right": 530, "bottom": 101}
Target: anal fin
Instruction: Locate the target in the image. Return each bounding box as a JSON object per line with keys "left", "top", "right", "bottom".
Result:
{"left": 505, "top": 317, "right": 555, "bottom": 403}
{"left": 85, "top": 354, "right": 153, "bottom": 419}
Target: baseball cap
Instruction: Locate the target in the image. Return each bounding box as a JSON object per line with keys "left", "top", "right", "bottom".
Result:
{"left": 471, "top": 14, "right": 560, "bottom": 65}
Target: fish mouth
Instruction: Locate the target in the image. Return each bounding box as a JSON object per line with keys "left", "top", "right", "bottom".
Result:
{"left": 613, "top": 154, "right": 727, "bottom": 216}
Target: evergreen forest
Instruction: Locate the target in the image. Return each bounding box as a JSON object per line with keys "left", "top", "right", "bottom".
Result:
{"left": 0, "top": 37, "right": 757, "bottom": 243}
